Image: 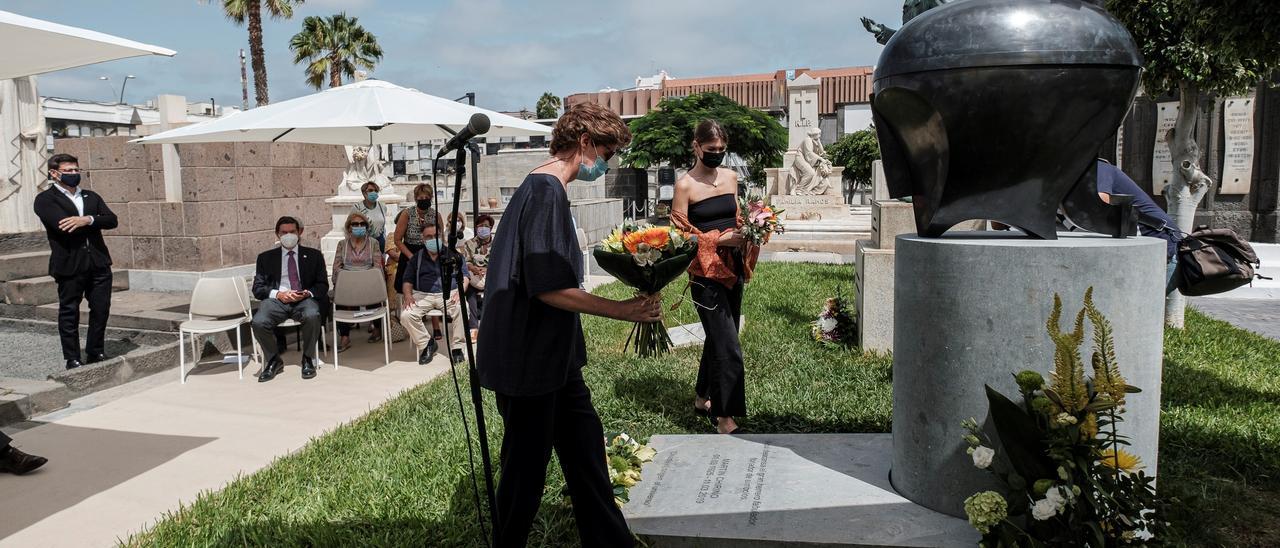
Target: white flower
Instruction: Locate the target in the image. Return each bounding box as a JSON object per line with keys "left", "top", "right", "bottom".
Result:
{"left": 1031, "top": 498, "right": 1058, "bottom": 521}
{"left": 1044, "top": 486, "right": 1070, "bottom": 510}
{"left": 817, "top": 316, "right": 838, "bottom": 333}
{"left": 971, "top": 446, "right": 995, "bottom": 469}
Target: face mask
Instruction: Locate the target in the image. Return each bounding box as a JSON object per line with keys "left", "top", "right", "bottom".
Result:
{"left": 476, "top": 226, "right": 492, "bottom": 239}
{"left": 351, "top": 226, "right": 368, "bottom": 238}
{"left": 58, "top": 172, "right": 82, "bottom": 188}
{"left": 700, "top": 150, "right": 726, "bottom": 169}
{"left": 417, "top": 198, "right": 432, "bottom": 210}
{"left": 280, "top": 233, "right": 300, "bottom": 249}
{"left": 365, "top": 191, "right": 379, "bottom": 202}
{"left": 455, "top": 221, "right": 465, "bottom": 232}
{"left": 577, "top": 145, "right": 609, "bottom": 182}
{"left": 424, "top": 239, "right": 441, "bottom": 254}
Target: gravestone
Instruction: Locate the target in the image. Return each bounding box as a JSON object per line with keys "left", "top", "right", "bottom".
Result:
{"left": 624, "top": 433, "right": 977, "bottom": 547}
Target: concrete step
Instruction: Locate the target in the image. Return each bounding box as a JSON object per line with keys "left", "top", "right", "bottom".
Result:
{"left": 1, "top": 271, "right": 130, "bottom": 306}
{"left": 0, "top": 250, "right": 50, "bottom": 282}
{"left": 763, "top": 235, "right": 869, "bottom": 255}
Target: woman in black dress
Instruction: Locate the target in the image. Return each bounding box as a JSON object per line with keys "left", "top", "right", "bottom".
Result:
{"left": 671, "top": 119, "right": 751, "bottom": 435}
{"left": 476, "top": 102, "right": 661, "bottom": 548}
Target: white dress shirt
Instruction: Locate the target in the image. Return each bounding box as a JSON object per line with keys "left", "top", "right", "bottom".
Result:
{"left": 268, "top": 246, "right": 311, "bottom": 300}
{"left": 56, "top": 184, "right": 93, "bottom": 224}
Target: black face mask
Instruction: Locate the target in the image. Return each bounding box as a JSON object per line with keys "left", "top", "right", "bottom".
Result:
{"left": 57, "top": 172, "right": 82, "bottom": 187}
{"left": 700, "top": 151, "right": 726, "bottom": 169}
{"left": 416, "top": 198, "right": 432, "bottom": 210}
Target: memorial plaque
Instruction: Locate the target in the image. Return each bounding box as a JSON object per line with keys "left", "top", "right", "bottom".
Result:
{"left": 624, "top": 434, "right": 976, "bottom": 547}
{"left": 771, "top": 194, "right": 849, "bottom": 221}
{"left": 1220, "top": 97, "right": 1255, "bottom": 195}
{"left": 1152, "top": 102, "right": 1179, "bottom": 195}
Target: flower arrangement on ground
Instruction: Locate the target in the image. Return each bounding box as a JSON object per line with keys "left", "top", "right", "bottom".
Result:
{"left": 812, "top": 288, "right": 857, "bottom": 347}
{"left": 605, "top": 432, "right": 657, "bottom": 507}
{"left": 961, "top": 288, "right": 1168, "bottom": 546}
{"left": 595, "top": 222, "right": 698, "bottom": 357}
{"left": 738, "top": 197, "right": 783, "bottom": 245}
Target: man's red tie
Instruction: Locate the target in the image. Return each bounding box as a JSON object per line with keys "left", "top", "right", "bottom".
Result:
{"left": 287, "top": 250, "right": 301, "bottom": 291}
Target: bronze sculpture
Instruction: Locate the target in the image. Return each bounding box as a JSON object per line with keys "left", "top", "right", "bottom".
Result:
{"left": 870, "top": 0, "right": 1143, "bottom": 239}
{"left": 860, "top": 0, "right": 951, "bottom": 46}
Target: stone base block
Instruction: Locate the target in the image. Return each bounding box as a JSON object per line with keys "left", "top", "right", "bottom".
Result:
{"left": 855, "top": 240, "right": 895, "bottom": 352}
{"left": 892, "top": 232, "right": 1166, "bottom": 517}
{"left": 623, "top": 433, "right": 977, "bottom": 547}
{"left": 771, "top": 194, "right": 851, "bottom": 222}
{"left": 872, "top": 200, "right": 916, "bottom": 250}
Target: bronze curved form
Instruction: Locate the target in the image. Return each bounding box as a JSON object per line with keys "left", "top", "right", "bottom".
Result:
{"left": 871, "top": 0, "right": 1143, "bottom": 239}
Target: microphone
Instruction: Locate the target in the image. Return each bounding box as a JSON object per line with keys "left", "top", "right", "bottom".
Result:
{"left": 437, "top": 113, "right": 491, "bottom": 158}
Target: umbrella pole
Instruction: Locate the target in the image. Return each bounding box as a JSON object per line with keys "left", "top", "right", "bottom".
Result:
{"left": 440, "top": 144, "right": 501, "bottom": 546}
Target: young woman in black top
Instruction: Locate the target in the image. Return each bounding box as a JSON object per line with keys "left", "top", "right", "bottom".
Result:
{"left": 672, "top": 120, "right": 750, "bottom": 435}
{"left": 476, "top": 102, "right": 661, "bottom": 548}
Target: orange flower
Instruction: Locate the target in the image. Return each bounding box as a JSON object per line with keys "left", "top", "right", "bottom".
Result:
{"left": 640, "top": 227, "right": 670, "bottom": 250}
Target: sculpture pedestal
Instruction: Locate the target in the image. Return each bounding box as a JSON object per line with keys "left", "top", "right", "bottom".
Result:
{"left": 891, "top": 232, "right": 1165, "bottom": 517}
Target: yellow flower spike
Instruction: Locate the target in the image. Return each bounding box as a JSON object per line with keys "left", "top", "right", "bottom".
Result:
{"left": 1098, "top": 448, "right": 1143, "bottom": 473}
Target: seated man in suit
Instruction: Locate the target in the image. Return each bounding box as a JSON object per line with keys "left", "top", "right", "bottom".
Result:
{"left": 401, "top": 221, "right": 468, "bottom": 366}
{"left": 0, "top": 432, "right": 46, "bottom": 475}
{"left": 251, "top": 216, "right": 329, "bottom": 382}
{"left": 32, "top": 153, "right": 118, "bottom": 370}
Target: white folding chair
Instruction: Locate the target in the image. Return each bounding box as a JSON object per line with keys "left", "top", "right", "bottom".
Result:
{"left": 178, "top": 277, "right": 252, "bottom": 384}
{"left": 332, "top": 268, "right": 392, "bottom": 368}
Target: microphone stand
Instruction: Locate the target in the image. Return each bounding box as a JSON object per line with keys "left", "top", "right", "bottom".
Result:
{"left": 438, "top": 140, "right": 500, "bottom": 546}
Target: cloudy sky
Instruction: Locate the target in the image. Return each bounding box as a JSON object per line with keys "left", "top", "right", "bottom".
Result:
{"left": 5, "top": 0, "right": 902, "bottom": 112}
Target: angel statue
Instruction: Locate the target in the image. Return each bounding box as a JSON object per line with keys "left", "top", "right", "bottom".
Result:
{"left": 861, "top": 0, "right": 951, "bottom": 45}
{"left": 341, "top": 144, "right": 391, "bottom": 194}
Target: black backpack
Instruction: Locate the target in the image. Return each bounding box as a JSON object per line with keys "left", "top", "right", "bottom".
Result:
{"left": 1175, "top": 227, "right": 1269, "bottom": 296}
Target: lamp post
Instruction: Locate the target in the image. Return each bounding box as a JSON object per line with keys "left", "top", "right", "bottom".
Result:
{"left": 118, "top": 75, "right": 135, "bottom": 104}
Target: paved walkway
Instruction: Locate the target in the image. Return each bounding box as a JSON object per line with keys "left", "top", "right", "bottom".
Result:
{"left": 1186, "top": 243, "right": 1280, "bottom": 341}
{"left": 0, "top": 339, "right": 446, "bottom": 548}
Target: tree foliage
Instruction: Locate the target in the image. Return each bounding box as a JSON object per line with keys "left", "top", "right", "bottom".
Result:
{"left": 220, "top": 0, "right": 304, "bottom": 106}
{"left": 289, "top": 13, "right": 383, "bottom": 90}
{"left": 535, "top": 92, "right": 561, "bottom": 119}
{"left": 825, "top": 127, "right": 880, "bottom": 186}
{"left": 622, "top": 92, "right": 787, "bottom": 184}
{"left": 1107, "top": 0, "right": 1280, "bottom": 97}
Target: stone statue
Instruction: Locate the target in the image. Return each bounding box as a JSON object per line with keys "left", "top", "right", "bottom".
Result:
{"left": 861, "top": 0, "right": 951, "bottom": 45}
{"left": 341, "top": 144, "right": 390, "bottom": 194}
{"left": 789, "top": 128, "right": 835, "bottom": 196}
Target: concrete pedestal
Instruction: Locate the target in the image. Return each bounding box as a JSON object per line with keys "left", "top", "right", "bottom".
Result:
{"left": 891, "top": 232, "right": 1165, "bottom": 517}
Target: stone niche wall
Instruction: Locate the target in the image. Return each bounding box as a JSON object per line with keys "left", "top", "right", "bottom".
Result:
{"left": 53, "top": 136, "right": 346, "bottom": 272}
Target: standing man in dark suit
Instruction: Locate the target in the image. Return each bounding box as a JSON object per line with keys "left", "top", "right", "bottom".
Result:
{"left": 250, "top": 216, "right": 328, "bottom": 382}
{"left": 32, "top": 153, "right": 118, "bottom": 370}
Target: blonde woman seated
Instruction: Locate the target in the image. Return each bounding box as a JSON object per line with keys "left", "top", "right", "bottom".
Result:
{"left": 332, "top": 211, "right": 385, "bottom": 352}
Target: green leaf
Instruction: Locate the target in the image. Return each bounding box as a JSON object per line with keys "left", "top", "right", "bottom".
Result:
{"left": 986, "top": 385, "right": 1056, "bottom": 486}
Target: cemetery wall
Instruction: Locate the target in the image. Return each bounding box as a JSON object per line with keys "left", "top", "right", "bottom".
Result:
{"left": 53, "top": 136, "right": 345, "bottom": 272}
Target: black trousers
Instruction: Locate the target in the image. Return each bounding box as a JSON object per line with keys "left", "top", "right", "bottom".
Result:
{"left": 54, "top": 267, "right": 113, "bottom": 361}
{"left": 466, "top": 288, "right": 484, "bottom": 329}
{"left": 692, "top": 276, "right": 746, "bottom": 418}
{"left": 1, "top": 430, "right": 11, "bottom": 449}
{"left": 494, "top": 369, "right": 634, "bottom": 548}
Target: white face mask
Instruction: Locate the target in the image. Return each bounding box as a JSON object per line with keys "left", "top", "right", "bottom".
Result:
{"left": 455, "top": 221, "right": 465, "bottom": 232}
{"left": 280, "top": 233, "right": 300, "bottom": 249}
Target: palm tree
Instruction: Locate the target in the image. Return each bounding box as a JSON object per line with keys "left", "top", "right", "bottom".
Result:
{"left": 220, "top": 0, "right": 303, "bottom": 106}
{"left": 535, "top": 92, "right": 562, "bottom": 119}
{"left": 289, "top": 13, "right": 384, "bottom": 90}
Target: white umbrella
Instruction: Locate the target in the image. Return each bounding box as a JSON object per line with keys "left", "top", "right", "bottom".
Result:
{"left": 134, "top": 79, "right": 551, "bottom": 146}
{"left": 0, "top": 10, "right": 176, "bottom": 80}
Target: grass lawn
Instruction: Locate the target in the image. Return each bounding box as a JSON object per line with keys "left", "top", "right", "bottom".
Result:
{"left": 121, "top": 263, "right": 1279, "bottom": 547}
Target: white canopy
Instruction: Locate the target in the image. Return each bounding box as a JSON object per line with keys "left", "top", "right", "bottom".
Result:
{"left": 0, "top": 10, "right": 176, "bottom": 80}
{"left": 134, "top": 79, "right": 551, "bottom": 146}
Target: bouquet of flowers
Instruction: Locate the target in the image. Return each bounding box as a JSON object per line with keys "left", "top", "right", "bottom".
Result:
{"left": 960, "top": 288, "right": 1167, "bottom": 546}
{"left": 563, "top": 432, "right": 657, "bottom": 509}
{"left": 738, "top": 197, "right": 784, "bottom": 245}
{"left": 594, "top": 222, "right": 698, "bottom": 357}
{"left": 812, "top": 290, "right": 857, "bottom": 347}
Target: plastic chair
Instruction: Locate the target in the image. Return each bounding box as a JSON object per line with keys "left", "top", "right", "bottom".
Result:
{"left": 178, "top": 277, "right": 252, "bottom": 384}
{"left": 331, "top": 268, "right": 391, "bottom": 368}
